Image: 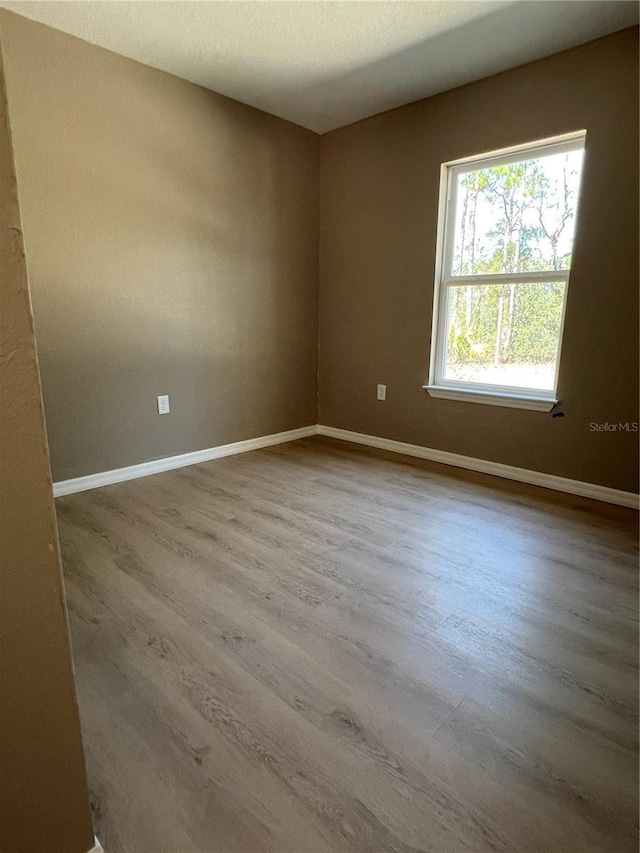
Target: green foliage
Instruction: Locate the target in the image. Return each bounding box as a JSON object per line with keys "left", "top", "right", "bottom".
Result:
{"left": 447, "top": 283, "right": 565, "bottom": 367}
{"left": 449, "top": 154, "right": 579, "bottom": 368}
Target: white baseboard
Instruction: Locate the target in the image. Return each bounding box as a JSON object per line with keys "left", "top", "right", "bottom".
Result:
{"left": 53, "top": 425, "right": 317, "bottom": 497}
{"left": 53, "top": 422, "right": 638, "bottom": 509}
{"left": 317, "top": 425, "right": 639, "bottom": 509}
{"left": 88, "top": 837, "right": 103, "bottom": 853}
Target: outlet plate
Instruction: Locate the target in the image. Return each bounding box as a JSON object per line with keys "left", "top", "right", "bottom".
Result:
{"left": 377, "top": 384, "right": 386, "bottom": 401}
{"left": 157, "top": 394, "right": 170, "bottom": 415}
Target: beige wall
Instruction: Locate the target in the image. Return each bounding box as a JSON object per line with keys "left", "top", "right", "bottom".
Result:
{"left": 0, "top": 38, "right": 94, "bottom": 853}
{"left": 1, "top": 11, "right": 319, "bottom": 482}
{"left": 1, "top": 13, "right": 638, "bottom": 495}
{"left": 319, "top": 28, "right": 639, "bottom": 494}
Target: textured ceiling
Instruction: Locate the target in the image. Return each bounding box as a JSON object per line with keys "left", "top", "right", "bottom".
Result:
{"left": 2, "top": 1, "right": 638, "bottom": 133}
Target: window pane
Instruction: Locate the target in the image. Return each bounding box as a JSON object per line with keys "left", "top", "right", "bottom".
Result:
{"left": 443, "top": 281, "right": 566, "bottom": 392}
{"left": 451, "top": 148, "right": 584, "bottom": 276}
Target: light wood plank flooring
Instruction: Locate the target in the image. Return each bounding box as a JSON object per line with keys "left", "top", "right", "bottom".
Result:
{"left": 57, "top": 436, "right": 639, "bottom": 853}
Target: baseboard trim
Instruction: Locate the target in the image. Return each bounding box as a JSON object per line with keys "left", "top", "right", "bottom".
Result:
{"left": 53, "top": 422, "right": 638, "bottom": 508}
{"left": 53, "top": 425, "right": 318, "bottom": 497}
{"left": 317, "top": 425, "right": 639, "bottom": 509}
{"left": 88, "top": 837, "right": 104, "bottom": 853}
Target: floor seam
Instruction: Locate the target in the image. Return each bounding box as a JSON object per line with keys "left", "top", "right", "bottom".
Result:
{"left": 431, "top": 695, "right": 466, "bottom": 740}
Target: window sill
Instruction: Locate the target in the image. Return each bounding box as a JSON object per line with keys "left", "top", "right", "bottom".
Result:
{"left": 423, "top": 385, "right": 557, "bottom": 412}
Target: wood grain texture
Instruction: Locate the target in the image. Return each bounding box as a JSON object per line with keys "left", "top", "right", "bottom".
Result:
{"left": 56, "top": 436, "right": 639, "bottom": 853}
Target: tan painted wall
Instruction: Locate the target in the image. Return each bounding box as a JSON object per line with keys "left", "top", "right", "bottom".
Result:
{"left": 1, "top": 12, "right": 637, "bottom": 494}
{"left": 0, "top": 38, "right": 94, "bottom": 853}
{"left": 319, "top": 28, "right": 639, "bottom": 494}
{"left": 0, "top": 11, "right": 319, "bottom": 482}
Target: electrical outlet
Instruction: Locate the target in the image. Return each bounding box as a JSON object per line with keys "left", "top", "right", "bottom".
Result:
{"left": 377, "top": 384, "right": 386, "bottom": 401}
{"left": 157, "top": 394, "right": 170, "bottom": 415}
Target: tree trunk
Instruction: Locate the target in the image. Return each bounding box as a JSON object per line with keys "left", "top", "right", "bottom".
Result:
{"left": 494, "top": 288, "right": 504, "bottom": 366}
{"left": 459, "top": 183, "right": 468, "bottom": 275}
{"left": 505, "top": 283, "right": 516, "bottom": 361}
{"left": 466, "top": 185, "right": 478, "bottom": 332}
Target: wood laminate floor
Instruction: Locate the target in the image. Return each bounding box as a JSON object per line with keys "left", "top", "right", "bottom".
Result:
{"left": 57, "top": 436, "right": 639, "bottom": 853}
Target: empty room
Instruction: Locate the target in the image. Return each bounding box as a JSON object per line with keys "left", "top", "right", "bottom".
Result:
{"left": 1, "top": 2, "right": 638, "bottom": 852}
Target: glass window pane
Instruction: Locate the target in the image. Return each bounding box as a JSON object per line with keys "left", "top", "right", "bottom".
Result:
{"left": 443, "top": 281, "right": 566, "bottom": 392}
{"left": 451, "top": 148, "right": 584, "bottom": 276}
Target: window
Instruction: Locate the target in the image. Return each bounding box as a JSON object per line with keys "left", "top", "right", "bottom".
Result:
{"left": 426, "top": 132, "right": 586, "bottom": 411}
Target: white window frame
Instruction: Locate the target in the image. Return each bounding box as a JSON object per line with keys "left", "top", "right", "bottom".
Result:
{"left": 425, "top": 131, "right": 586, "bottom": 412}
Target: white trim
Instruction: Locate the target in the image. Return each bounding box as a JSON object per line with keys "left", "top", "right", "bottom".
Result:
{"left": 88, "top": 837, "right": 104, "bottom": 853}
{"left": 442, "top": 270, "right": 570, "bottom": 286}
{"left": 53, "top": 422, "right": 639, "bottom": 509}
{"left": 317, "top": 425, "right": 639, "bottom": 509}
{"left": 424, "top": 385, "right": 556, "bottom": 411}
{"left": 53, "top": 426, "right": 317, "bottom": 497}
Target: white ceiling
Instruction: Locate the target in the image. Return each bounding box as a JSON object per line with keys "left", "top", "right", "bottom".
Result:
{"left": 2, "top": 1, "right": 638, "bottom": 133}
